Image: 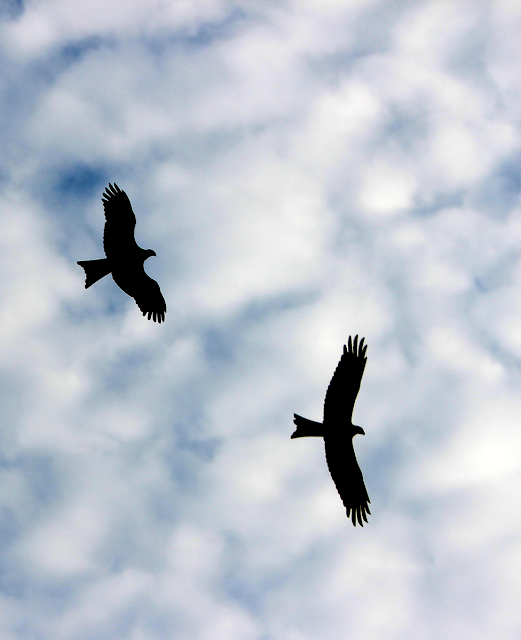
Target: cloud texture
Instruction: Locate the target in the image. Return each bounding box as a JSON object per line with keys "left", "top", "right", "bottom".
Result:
{"left": 1, "top": 0, "right": 521, "bottom": 637}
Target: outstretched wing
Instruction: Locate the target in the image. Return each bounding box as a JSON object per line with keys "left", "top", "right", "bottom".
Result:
{"left": 323, "top": 335, "right": 367, "bottom": 424}
{"left": 102, "top": 183, "right": 139, "bottom": 259}
{"left": 112, "top": 265, "right": 167, "bottom": 323}
{"left": 325, "top": 439, "right": 371, "bottom": 526}
{"left": 129, "top": 271, "right": 167, "bottom": 323}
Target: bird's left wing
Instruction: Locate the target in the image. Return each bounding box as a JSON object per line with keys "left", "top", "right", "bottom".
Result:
{"left": 102, "top": 183, "right": 139, "bottom": 258}
{"left": 325, "top": 440, "right": 371, "bottom": 526}
{"left": 323, "top": 335, "right": 367, "bottom": 424}
{"left": 130, "top": 271, "right": 167, "bottom": 323}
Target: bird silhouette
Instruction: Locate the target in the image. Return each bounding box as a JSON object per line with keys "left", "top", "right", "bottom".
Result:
{"left": 78, "top": 183, "right": 166, "bottom": 323}
{"left": 292, "top": 336, "right": 370, "bottom": 526}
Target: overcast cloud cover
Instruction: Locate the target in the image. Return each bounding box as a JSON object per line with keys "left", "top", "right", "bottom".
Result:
{"left": 0, "top": 0, "right": 521, "bottom": 637}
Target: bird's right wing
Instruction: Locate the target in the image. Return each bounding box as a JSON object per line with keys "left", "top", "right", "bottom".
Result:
{"left": 323, "top": 336, "right": 367, "bottom": 424}
{"left": 325, "top": 439, "right": 371, "bottom": 526}
{"left": 102, "top": 183, "right": 138, "bottom": 258}
{"left": 130, "top": 271, "right": 167, "bottom": 323}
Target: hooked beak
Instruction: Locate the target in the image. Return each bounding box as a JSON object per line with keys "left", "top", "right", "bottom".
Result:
{"left": 354, "top": 426, "right": 365, "bottom": 436}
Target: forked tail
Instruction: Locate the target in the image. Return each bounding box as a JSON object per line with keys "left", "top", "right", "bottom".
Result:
{"left": 77, "top": 259, "right": 111, "bottom": 288}
{"left": 291, "top": 414, "right": 324, "bottom": 438}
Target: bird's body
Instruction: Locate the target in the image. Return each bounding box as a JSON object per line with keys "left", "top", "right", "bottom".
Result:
{"left": 78, "top": 183, "right": 166, "bottom": 323}
{"left": 292, "top": 336, "right": 370, "bottom": 526}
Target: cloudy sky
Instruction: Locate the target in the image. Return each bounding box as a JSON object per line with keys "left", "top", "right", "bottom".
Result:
{"left": 1, "top": 0, "right": 521, "bottom": 637}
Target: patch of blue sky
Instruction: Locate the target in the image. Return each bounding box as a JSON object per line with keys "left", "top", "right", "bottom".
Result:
{"left": 473, "top": 249, "right": 519, "bottom": 294}
{"left": 0, "top": 166, "right": 8, "bottom": 189}
{"left": 412, "top": 191, "right": 465, "bottom": 218}
{"left": 165, "top": 446, "right": 214, "bottom": 495}
{"left": 56, "top": 163, "right": 108, "bottom": 200}
{"left": 80, "top": 292, "right": 132, "bottom": 326}
{"left": 60, "top": 36, "right": 105, "bottom": 63}
{"left": 0, "top": 559, "right": 32, "bottom": 602}
{"left": 445, "top": 25, "right": 488, "bottom": 79}
{"left": 62, "top": 295, "right": 115, "bottom": 326}
{"left": 142, "top": 486, "right": 179, "bottom": 529}
{"left": 146, "top": 6, "right": 251, "bottom": 57}
{"left": 13, "top": 454, "right": 60, "bottom": 507}
{"left": 466, "top": 157, "right": 521, "bottom": 218}
{"left": 383, "top": 105, "right": 430, "bottom": 148}
{"left": 202, "top": 289, "right": 318, "bottom": 365}
{"left": 75, "top": 609, "right": 141, "bottom": 640}
{"left": 219, "top": 533, "right": 267, "bottom": 593}
{"left": 0, "top": 0, "right": 23, "bottom": 21}
{"left": 471, "top": 330, "right": 521, "bottom": 382}
{"left": 221, "top": 532, "right": 333, "bottom": 623}
{"left": 152, "top": 130, "right": 246, "bottom": 171}
{"left": 0, "top": 370, "right": 34, "bottom": 431}
{"left": 157, "top": 418, "right": 216, "bottom": 493}
{"left": 167, "top": 400, "right": 218, "bottom": 452}
{"left": 38, "top": 163, "right": 109, "bottom": 256}
{"left": 94, "top": 353, "right": 155, "bottom": 398}
{"left": 0, "top": 504, "right": 19, "bottom": 551}
{"left": 0, "top": 456, "right": 61, "bottom": 578}
{"left": 177, "top": 434, "right": 221, "bottom": 464}
{"left": 222, "top": 569, "right": 283, "bottom": 620}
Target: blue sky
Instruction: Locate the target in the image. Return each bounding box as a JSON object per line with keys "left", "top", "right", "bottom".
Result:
{"left": 1, "top": 0, "right": 521, "bottom": 638}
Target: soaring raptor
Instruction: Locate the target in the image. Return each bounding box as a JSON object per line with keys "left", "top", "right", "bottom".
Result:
{"left": 78, "top": 183, "right": 166, "bottom": 323}
{"left": 292, "top": 336, "right": 370, "bottom": 526}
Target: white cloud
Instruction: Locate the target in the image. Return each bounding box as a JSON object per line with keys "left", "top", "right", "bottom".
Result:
{"left": 359, "top": 156, "right": 417, "bottom": 215}
{"left": 1, "top": 0, "right": 229, "bottom": 58}
{"left": 393, "top": 0, "right": 480, "bottom": 67}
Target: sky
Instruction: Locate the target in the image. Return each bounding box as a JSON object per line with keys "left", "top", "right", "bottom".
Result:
{"left": 0, "top": 0, "right": 521, "bottom": 638}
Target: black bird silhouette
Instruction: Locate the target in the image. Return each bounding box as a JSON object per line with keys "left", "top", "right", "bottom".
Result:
{"left": 292, "top": 336, "right": 370, "bottom": 526}
{"left": 78, "top": 183, "right": 166, "bottom": 323}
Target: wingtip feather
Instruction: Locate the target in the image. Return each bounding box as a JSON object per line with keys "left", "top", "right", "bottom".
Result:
{"left": 345, "top": 335, "right": 368, "bottom": 358}
{"left": 345, "top": 502, "right": 370, "bottom": 527}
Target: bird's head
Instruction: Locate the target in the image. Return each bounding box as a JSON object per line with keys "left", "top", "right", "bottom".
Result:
{"left": 144, "top": 249, "right": 156, "bottom": 260}
{"left": 353, "top": 425, "right": 365, "bottom": 437}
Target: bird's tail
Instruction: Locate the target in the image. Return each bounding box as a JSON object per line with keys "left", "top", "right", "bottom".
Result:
{"left": 291, "top": 414, "right": 324, "bottom": 438}
{"left": 77, "top": 259, "right": 111, "bottom": 288}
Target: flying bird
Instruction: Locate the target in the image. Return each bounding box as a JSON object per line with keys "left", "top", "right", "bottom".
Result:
{"left": 292, "top": 336, "right": 370, "bottom": 526}
{"left": 78, "top": 183, "right": 167, "bottom": 323}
